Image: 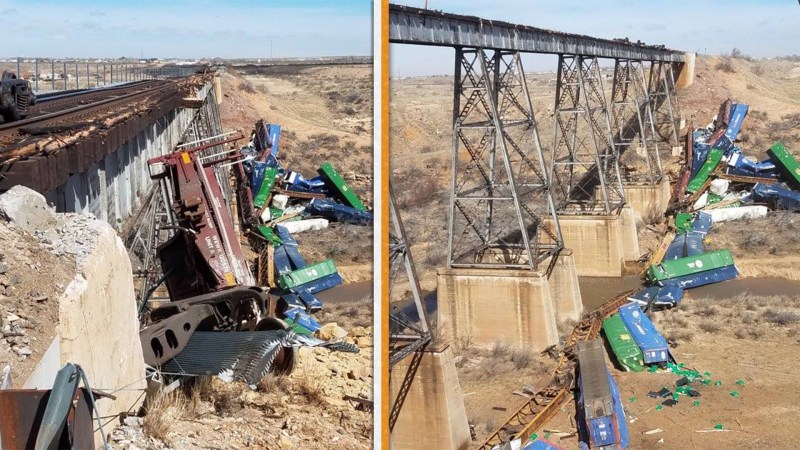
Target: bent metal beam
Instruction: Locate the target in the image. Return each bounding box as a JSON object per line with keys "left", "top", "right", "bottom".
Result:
{"left": 389, "top": 4, "right": 686, "bottom": 62}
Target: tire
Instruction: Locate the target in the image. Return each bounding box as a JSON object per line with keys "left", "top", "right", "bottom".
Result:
{"left": 255, "top": 316, "right": 297, "bottom": 375}
{"left": 1, "top": 104, "right": 20, "bottom": 123}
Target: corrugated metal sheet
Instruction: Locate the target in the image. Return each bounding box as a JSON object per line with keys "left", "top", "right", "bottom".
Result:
{"left": 617, "top": 303, "right": 669, "bottom": 364}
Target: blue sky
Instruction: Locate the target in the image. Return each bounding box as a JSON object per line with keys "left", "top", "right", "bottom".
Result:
{"left": 1, "top": 0, "right": 372, "bottom": 59}
{"left": 391, "top": 0, "right": 800, "bottom": 76}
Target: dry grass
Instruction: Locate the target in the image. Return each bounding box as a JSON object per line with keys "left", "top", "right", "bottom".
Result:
{"left": 142, "top": 389, "right": 187, "bottom": 442}
{"left": 294, "top": 370, "right": 326, "bottom": 406}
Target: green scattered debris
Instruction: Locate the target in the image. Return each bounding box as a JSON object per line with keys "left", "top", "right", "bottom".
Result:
{"left": 629, "top": 397, "right": 637, "bottom": 403}
{"left": 736, "top": 379, "right": 745, "bottom": 386}
{"left": 704, "top": 372, "right": 711, "bottom": 377}
{"left": 672, "top": 393, "right": 680, "bottom": 401}
{"left": 730, "top": 390, "right": 740, "bottom": 398}
{"left": 714, "top": 423, "right": 724, "bottom": 430}
{"left": 648, "top": 365, "right": 659, "bottom": 373}
{"left": 693, "top": 400, "right": 701, "bottom": 407}
{"left": 544, "top": 432, "right": 551, "bottom": 439}
{"left": 656, "top": 405, "right": 663, "bottom": 411}
{"left": 714, "top": 380, "right": 722, "bottom": 387}
{"left": 530, "top": 433, "right": 538, "bottom": 442}
{"left": 257, "top": 225, "right": 283, "bottom": 245}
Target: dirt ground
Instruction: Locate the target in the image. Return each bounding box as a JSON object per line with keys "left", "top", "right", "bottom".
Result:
{"left": 0, "top": 221, "right": 75, "bottom": 387}
{"left": 219, "top": 63, "right": 374, "bottom": 283}
{"left": 390, "top": 54, "right": 800, "bottom": 447}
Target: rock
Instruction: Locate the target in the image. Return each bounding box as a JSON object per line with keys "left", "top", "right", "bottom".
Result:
{"left": 6, "top": 314, "right": 19, "bottom": 322}
{"left": 0, "top": 185, "right": 64, "bottom": 239}
{"left": 354, "top": 336, "right": 372, "bottom": 348}
{"left": 347, "top": 366, "right": 371, "bottom": 381}
{"left": 14, "top": 346, "right": 32, "bottom": 356}
{"left": 316, "top": 323, "right": 347, "bottom": 340}
{"left": 123, "top": 416, "right": 143, "bottom": 427}
{"left": 279, "top": 433, "right": 294, "bottom": 449}
{"left": 348, "top": 326, "right": 368, "bottom": 338}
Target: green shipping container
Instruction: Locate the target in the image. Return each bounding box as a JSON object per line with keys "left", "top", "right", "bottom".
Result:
{"left": 318, "top": 162, "right": 367, "bottom": 211}
{"left": 646, "top": 249, "right": 735, "bottom": 282}
{"left": 257, "top": 226, "right": 282, "bottom": 246}
{"left": 254, "top": 167, "right": 278, "bottom": 208}
{"left": 277, "top": 259, "right": 338, "bottom": 290}
{"left": 767, "top": 141, "right": 800, "bottom": 188}
{"left": 675, "top": 213, "right": 693, "bottom": 233}
{"left": 686, "top": 148, "right": 723, "bottom": 194}
{"left": 602, "top": 314, "right": 645, "bottom": 372}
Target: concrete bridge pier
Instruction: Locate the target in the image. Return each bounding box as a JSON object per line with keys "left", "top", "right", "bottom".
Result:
{"left": 624, "top": 177, "right": 672, "bottom": 222}
{"left": 436, "top": 268, "right": 560, "bottom": 349}
{"left": 390, "top": 343, "right": 471, "bottom": 450}
{"left": 548, "top": 205, "right": 641, "bottom": 277}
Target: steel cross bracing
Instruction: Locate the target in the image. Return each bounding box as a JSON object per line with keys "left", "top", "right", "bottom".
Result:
{"left": 446, "top": 48, "right": 562, "bottom": 270}
{"left": 648, "top": 61, "right": 681, "bottom": 147}
{"left": 610, "top": 58, "right": 662, "bottom": 184}
{"left": 550, "top": 55, "right": 625, "bottom": 215}
{"left": 388, "top": 184, "right": 432, "bottom": 432}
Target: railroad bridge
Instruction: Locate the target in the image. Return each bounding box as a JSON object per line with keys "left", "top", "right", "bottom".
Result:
{"left": 388, "top": 5, "right": 694, "bottom": 449}
{"left": 0, "top": 66, "right": 223, "bottom": 230}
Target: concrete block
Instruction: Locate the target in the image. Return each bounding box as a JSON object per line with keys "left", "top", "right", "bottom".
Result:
{"left": 390, "top": 345, "right": 470, "bottom": 450}
{"left": 619, "top": 205, "right": 641, "bottom": 262}
{"left": 676, "top": 53, "right": 696, "bottom": 89}
{"left": 623, "top": 177, "right": 671, "bottom": 223}
{"left": 436, "top": 268, "right": 559, "bottom": 349}
{"left": 54, "top": 215, "right": 146, "bottom": 425}
{"left": 548, "top": 214, "right": 624, "bottom": 277}
{"left": 544, "top": 250, "right": 583, "bottom": 322}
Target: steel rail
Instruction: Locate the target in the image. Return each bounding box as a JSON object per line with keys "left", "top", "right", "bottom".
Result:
{"left": 0, "top": 80, "right": 178, "bottom": 140}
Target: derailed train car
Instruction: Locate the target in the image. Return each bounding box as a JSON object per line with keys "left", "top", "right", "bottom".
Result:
{"left": 576, "top": 339, "right": 629, "bottom": 449}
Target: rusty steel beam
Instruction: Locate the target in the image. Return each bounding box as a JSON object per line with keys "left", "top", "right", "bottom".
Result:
{"left": 389, "top": 4, "right": 685, "bottom": 61}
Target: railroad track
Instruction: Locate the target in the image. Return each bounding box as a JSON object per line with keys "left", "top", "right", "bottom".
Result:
{"left": 28, "top": 80, "right": 165, "bottom": 116}
{"left": 478, "top": 289, "right": 635, "bottom": 450}
{"left": 0, "top": 79, "right": 180, "bottom": 150}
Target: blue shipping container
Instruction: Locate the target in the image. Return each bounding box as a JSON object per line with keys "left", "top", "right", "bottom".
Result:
{"left": 725, "top": 103, "right": 749, "bottom": 140}
{"left": 660, "top": 264, "right": 739, "bottom": 290}
{"left": 691, "top": 212, "right": 713, "bottom": 236}
{"left": 752, "top": 183, "right": 800, "bottom": 211}
{"left": 306, "top": 198, "right": 374, "bottom": 225}
{"left": 663, "top": 232, "right": 704, "bottom": 261}
{"left": 617, "top": 303, "right": 670, "bottom": 364}
{"left": 291, "top": 272, "right": 345, "bottom": 295}
{"left": 576, "top": 340, "right": 629, "bottom": 449}
{"left": 521, "top": 439, "right": 563, "bottom": 450}
{"left": 628, "top": 285, "right": 684, "bottom": 308}
{"left": 284, "top": 306, "right": 321, "bottom": 333}
{"left": 273, "top": 246, "right": 293, "bottom": 275}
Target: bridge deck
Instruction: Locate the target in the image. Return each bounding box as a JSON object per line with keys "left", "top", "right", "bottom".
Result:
{"left": 389, "top": 4, "right": 685, "bottom": 62}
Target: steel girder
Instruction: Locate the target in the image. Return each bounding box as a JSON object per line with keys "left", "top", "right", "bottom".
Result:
{"left": 446, "top": 48, "right": 562, "bottom": 270}
{"left": 388, "top": 183, "right": 432, "bottom": 369}
{"left": 610, "top": 58, "right": 662, "bottom": 183}
{"left": 648, "top": 61, "right": 681, "bottom": 147}
{"left": 388, "top": 4, "right": 686, "bottom": 62}
{"left": 550, "top": 55, "right": 625, "bottom": 215}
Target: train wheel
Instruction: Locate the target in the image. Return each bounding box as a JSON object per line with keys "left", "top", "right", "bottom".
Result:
{"left": 255, "top": 317, "right": 296, "bottom": 375}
